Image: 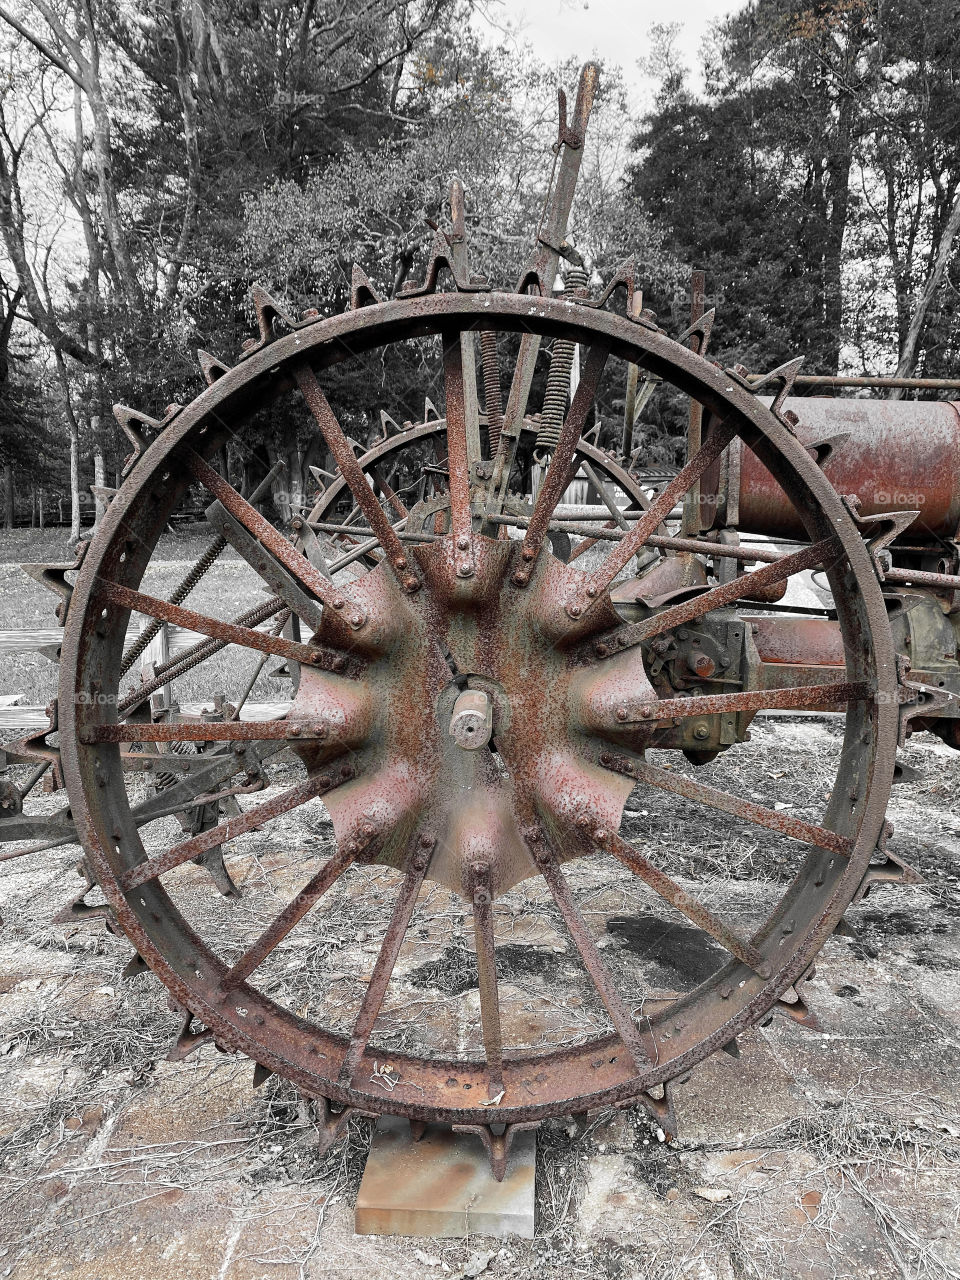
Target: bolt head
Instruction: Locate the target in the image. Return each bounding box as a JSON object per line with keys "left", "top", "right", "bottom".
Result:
{"left": 457, "top": 536, "right": 470, "bottom": 551}
{"left": 594, "top": 828, "right": 607, "bottom": 844}
{"left": 456, "top": 563, "right": 474, "bottom": 578}
{"left": 616, "top": 707, "right": 628, "bottom": 722}
{"left": 512, "top": 571, "right": 528, "bottom": 586}
{"left": 596, "top": 643, "right": 608, "bottom": 657}
{"left": 568, "top": 603, "right": 582, "bottom": 618}
{"left": 586, "top": 586, "right": 597, "bottom": 598}
{"left": 521, "top": 547, "right": 535, "bottom": 561}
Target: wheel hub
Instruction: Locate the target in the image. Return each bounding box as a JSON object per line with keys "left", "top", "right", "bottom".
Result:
{"left": 291, "top": 537, "right": 651, "bottom": 897}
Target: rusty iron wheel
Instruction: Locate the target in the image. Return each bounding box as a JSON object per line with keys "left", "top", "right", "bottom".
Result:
{"left": 58, "top": 291, "right": 899, "bottom": 1156}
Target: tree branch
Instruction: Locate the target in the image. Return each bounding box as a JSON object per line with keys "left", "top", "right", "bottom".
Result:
{"left": 0, "top": 5, "right": 85, "bottom": 88}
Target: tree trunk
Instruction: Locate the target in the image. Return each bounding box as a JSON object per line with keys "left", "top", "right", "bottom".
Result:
{"left": 821, "top": 89, "right": 854, "bottom": 374}
{"left": 93, "top": 449, "right": 106, "bottom": 528}
{"left": 2, "top": 464, "right": 13, "bottom": 528}
{"left": 52, "top": 349, "right": 83, "bottom": 543}
{"left": 891, "top": 188, "right": 960, "bottom": 396}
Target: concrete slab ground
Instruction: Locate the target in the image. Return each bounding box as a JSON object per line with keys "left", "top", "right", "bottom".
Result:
{"left": 1, "top": 724, "right": 958, "bottom": 1280}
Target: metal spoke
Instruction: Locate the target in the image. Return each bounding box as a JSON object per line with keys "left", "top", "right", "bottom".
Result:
{"left": 449, "top": 179, "right": 483, "bottom": 470}
{"left": 573, "top": 419, "right": 738, "bottom": 610}
{"left": 581, "top": 458, "right": 633, "bottom": 528}
{"left": 294, "top": 362, "right": 418, "bottom": 592}
{"left": 204, "top": 501, "right": 326, "bottom": 630}
{"left": 95, "top": 581, "right": 324, "bottom": 668}
{"left": 516, "top": 342, "right": 612, "bottom": 573}
{"left": 487, "top": 514, "right": 811, "bottom": 565}
{"left": 469, "top": 861, "right": 504, "bottom": 1098}
{"left": 613, "top": 536, "right": 839, "bottom": 649}
{"left": 528, "top": 830, "right": 649, "bottom": 1071}
{"left": 119, "top": 461, "right": 286, "bottom": 677}
{"left": 632, "top": 759, "right": 853, "bottom": 858}
{"left": 592, "top": 827, "right": 771, "bottom": 976}
{"left": 85, "top": 719, "right": 334, "bottom": 743}
{"left": 443, "top": 333, "right": 474, "bottom": 555}
{"left": 219, "top": 844, "right": 358, "bottom": 991}
{"left": 117, "top": 597, "right": 288, "bottom": 718}
{"left": 227, "top": 609, "right": 291, "bottom": 722}
{"left": 370, "top": 466, "right": 409, "bottom": 521}
{"left": 309, "top": 518, "right": 432, "bottom": 544}
{"left": 611, "top": 682, "right": 870, "bottom": 724}
{"left": 120, "top": 771, "right": 341, "bottom": 891}
{"left": 338, "top": 835, "right": 434, "bottom": 1085}
{"left": 188, "top": 452, "right": 365, "bottom": 625}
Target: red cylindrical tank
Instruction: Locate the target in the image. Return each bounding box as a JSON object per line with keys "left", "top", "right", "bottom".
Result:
{"left": 731, "top": 397, "right": 960, "bottom": 541}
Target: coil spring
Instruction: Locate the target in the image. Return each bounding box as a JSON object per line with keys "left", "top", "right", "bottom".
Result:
{"left": 535, "top": 264, "right": 590, "bottom": 453}
{"left": 480, "top": 330, "right": 505, "bottom": 457}
{"left": 120, "top": 535, "right": 228, "bottom": 676}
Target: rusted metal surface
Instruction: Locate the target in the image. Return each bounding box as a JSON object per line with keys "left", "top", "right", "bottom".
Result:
{"left": 596, "top": 537, "right": 836, "bottom": 657}
{"left": 338, "top": 835, "right": 434, "bottom": 1087}
{"left": 95, "top": 580, "right": 324, "bottom": 668}
{"left": 517, "top": 343, "right": 611, "bottom": 578}
{"left": 586, "top": 823, "right": 770, "bottom": 976}
{"left": 749, "top": 371, "right": 960, "bottom": 390}
{"left": 221, "top": 841, "right": 359, "bottom": 991}
{"left": 10, "top": 60, "right": 956, "bottom": 1182}
{"left": 681, "top": 268, "right": 707, "bottom": 538}
{"left": 188, "top": 451, "right": 367, "bottom": 628}
{"left": 728, "top": 397, "right": 960, "bottom": 540}
{"left": 294, "top": 362, "right": 419, "bottom": 593}
{"left": 119, "top": 768, "right": 349, "bottom": 891}
{"left": 469, "top": 860, "right": 505, "bottom": 1099}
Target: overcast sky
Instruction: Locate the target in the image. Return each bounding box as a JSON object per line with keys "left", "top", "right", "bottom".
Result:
{"left": 474, "top": 0, "right": 738, "bottom": 102}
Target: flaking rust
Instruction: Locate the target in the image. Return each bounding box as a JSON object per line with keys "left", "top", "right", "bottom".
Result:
{"left": 1, "top": 61, "right": 957, "bottom": 1183}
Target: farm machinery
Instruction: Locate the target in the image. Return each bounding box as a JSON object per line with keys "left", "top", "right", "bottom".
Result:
{"left": 1, "top": 63, "right": 958, "bottom": 1179}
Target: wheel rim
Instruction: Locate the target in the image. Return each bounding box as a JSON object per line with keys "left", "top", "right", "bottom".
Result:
{"left": 58, "top": 292, "right": 898, "bottom": 1128}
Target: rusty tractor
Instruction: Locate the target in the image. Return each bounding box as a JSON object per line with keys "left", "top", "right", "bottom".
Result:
{"left": 1, "top": 63, "right": 958, "bottom": 1179}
